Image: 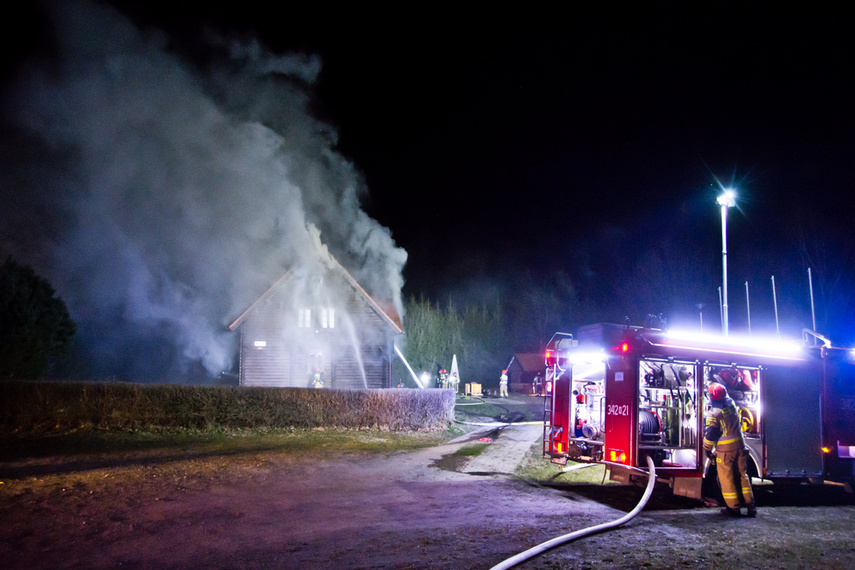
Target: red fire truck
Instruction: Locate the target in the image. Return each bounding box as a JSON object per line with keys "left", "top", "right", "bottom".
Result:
{"left": 543, "top": 324, "right": 855, "bottom": 499}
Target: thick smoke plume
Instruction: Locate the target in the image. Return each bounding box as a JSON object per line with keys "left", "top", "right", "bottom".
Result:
{"left": 0, "top": 1, "right": 406, "bottom": 381}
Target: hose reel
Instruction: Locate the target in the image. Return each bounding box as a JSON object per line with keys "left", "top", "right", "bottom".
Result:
{"left": 638, "top": 410, "right": 660, "bottom": 436}
{"left": 740, "top": 407, "right": 756, "bottom": 434}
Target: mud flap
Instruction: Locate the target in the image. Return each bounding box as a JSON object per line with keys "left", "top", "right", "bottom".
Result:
{"left": 672, "top": 476, "right": 703, "bottom": 500}
{"left": 608, "top": 465, "right": 631, "bottom": 485}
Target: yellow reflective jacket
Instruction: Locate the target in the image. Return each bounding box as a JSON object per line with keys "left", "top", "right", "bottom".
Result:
{"left": 703, "top": 399, "right": 744, "bottom": 453}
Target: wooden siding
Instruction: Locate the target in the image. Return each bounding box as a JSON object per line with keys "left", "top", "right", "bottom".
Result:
{"left": 240, "top": 309, "right": 295, "bottom": 387}
{"left": 238, "top": 270, "right": 398, "bottom": 389}
{"left": 331, "top": 343, "right": 391, "bottom": 389}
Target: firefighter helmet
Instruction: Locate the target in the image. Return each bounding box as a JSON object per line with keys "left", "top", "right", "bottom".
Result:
{"left": 708, "top": 382, "right": 727, "bottom": 400}
{"left": 738, "top": 370, "right": 755, "bottom": 391}
{"left": 716, "top": 369, "right": 739, "bottom": 389}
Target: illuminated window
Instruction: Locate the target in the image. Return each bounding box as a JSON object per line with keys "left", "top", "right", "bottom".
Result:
{"left": 298, "top": 308, "right": 312, "bottom": 328}
{"left": 321, "top": 308, "right": 335, "bottom": 329}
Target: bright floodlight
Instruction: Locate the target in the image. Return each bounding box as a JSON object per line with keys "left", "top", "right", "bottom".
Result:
{"left": 664, "top": 329, "right": 804, "bottom": 359}
{"left": 717, "top": 189, "right": 736, "bottom": 207}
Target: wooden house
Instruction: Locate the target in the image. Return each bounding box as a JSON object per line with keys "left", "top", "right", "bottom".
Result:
{"left": 506, "top": 352, "right": 545, "bottom": 394}
{"left": 228, "top": 257, "right": 403, "bottom": 389}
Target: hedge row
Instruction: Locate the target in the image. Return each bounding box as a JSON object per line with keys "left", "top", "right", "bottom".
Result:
{"left": 0, "top": 381, "right": 456, "bottom": 433}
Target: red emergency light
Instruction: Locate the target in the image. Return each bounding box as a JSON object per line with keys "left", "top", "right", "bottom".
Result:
{"left": 545, "top": 349, "right": 556, "bottom": 367}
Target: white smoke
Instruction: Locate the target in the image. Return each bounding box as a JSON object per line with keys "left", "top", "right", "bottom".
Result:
{"left": 2, "top": 1, "right": 406, "bottom": 380}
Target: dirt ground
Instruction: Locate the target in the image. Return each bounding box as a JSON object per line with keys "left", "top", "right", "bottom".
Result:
{"left": 2, "top": 396, "right": 854, "bottom": 569}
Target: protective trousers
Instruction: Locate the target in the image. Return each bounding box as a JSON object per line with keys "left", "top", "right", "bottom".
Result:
{"left": 716, "top": 447, "right": 754, "bottom": 509}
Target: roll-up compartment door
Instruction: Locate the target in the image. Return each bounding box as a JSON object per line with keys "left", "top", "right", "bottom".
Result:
{"left": 763, "top": 362, "right": 823, "bottom": 478}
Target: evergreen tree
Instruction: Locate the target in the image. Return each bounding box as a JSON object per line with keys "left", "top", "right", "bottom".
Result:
{"left": 0, "top": 257, "right": 76, "bottom": 378}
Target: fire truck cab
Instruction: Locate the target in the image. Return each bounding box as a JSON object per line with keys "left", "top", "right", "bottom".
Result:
{"left": 543, "top": 323, "right": 855, "bottom": 500}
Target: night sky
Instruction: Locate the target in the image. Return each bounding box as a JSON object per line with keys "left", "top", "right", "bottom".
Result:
{"left": 189, "top": 2, "right": 854, "bottom": 335}
{"left": 181, "top": 4, "right": 852, "bottom": 293}
{"left": 2, "top": 1, "right": 855, "bottom": 375}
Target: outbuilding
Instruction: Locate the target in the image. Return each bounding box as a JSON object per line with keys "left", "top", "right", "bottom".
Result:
{"left": 506, "top": 352, "right": 545, "bottom": 394}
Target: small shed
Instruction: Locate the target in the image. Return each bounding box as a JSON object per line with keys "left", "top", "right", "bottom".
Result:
{"left": 228, "top": 257, "right": 403, "bottom": 389}
{"left": 506, "top": 352, "right": 545, "bottom": 394}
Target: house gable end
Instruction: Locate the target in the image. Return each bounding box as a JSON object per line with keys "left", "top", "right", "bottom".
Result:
{"left": 229, "top": 256, "right": 402, "bottom": 389}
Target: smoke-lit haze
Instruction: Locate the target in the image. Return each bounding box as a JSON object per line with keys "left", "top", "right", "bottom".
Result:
{"left": 1, "top": 1, "right": 406, "bottom": 380}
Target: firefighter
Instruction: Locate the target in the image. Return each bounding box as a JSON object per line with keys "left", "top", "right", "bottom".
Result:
{"left": 533, "top": 372, "right": 543, "bottom": 396}
{"left": 499, "top": 369, "right": 509, "bottom": 398}
{"left": 311, "top": 368, "right": 324, "bottom": 388}
{"left": 449, "top": 372, "right": 459, "bottom": 394}
{"left": 703, "top": 382, "right": 756, "bottom": 517}
{"left": 438, "top": 369, "right": 448, "bottom": 389}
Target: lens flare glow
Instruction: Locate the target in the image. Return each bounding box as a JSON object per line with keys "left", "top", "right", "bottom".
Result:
{"left": 717, "top": 189, "right": 736, "bottom": 207}
{"left": 566, "top": 349, "right": 607, "bottom": 365}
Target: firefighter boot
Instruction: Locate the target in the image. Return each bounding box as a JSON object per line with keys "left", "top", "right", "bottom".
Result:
{"left": 720, "top": 507, "right": 741, "bottom": 517}
{"left": 746, "top": 503, "right": 757, "bottom": 518}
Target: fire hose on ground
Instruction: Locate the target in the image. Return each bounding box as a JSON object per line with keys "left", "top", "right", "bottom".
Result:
{"left": 489, "top": 455, "right": 657, "bottom": 570}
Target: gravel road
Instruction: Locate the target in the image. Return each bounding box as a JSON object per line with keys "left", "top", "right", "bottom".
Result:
{"left": 2, "top": 405, "right": 854, "bottom": 569}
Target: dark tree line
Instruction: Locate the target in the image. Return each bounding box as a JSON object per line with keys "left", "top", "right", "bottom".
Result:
{"left": 0, "top": 257, "right": 76, "bottom": 378}
{"left": 395, "top": 269, "right": 583, "bottom": 388}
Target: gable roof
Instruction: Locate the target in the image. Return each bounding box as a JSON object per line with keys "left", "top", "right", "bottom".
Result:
{"left": 228, "top": 258, "right": 403, "bottom": 334}
{"left": 508, "top": 352, "right": 545, "bottom": 372}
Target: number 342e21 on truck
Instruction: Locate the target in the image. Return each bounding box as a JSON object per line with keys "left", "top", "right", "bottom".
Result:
{"left": 542, "top": 323, "right": 855, "bottom": 499}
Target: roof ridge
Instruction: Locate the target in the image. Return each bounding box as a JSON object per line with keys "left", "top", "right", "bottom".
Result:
{"left": 227, "top": 257, "right": 402, "bottom": 334}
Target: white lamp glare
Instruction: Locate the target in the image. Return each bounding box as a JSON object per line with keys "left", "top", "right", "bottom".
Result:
{"left": 717, "top": 189, "right": 736, "bottom": 207}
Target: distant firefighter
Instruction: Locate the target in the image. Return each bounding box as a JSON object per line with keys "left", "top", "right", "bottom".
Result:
{"left": 437, "top": 368, "right": 448, "bottom": 389}
{"left": 499, "top": 369, "right": 509, "bottom": 398}
{"left": 311, "top": 368, "right": 325, "bottom": 388}
{"left": 449, "top": 371, "right": 460, "bottom": 394}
